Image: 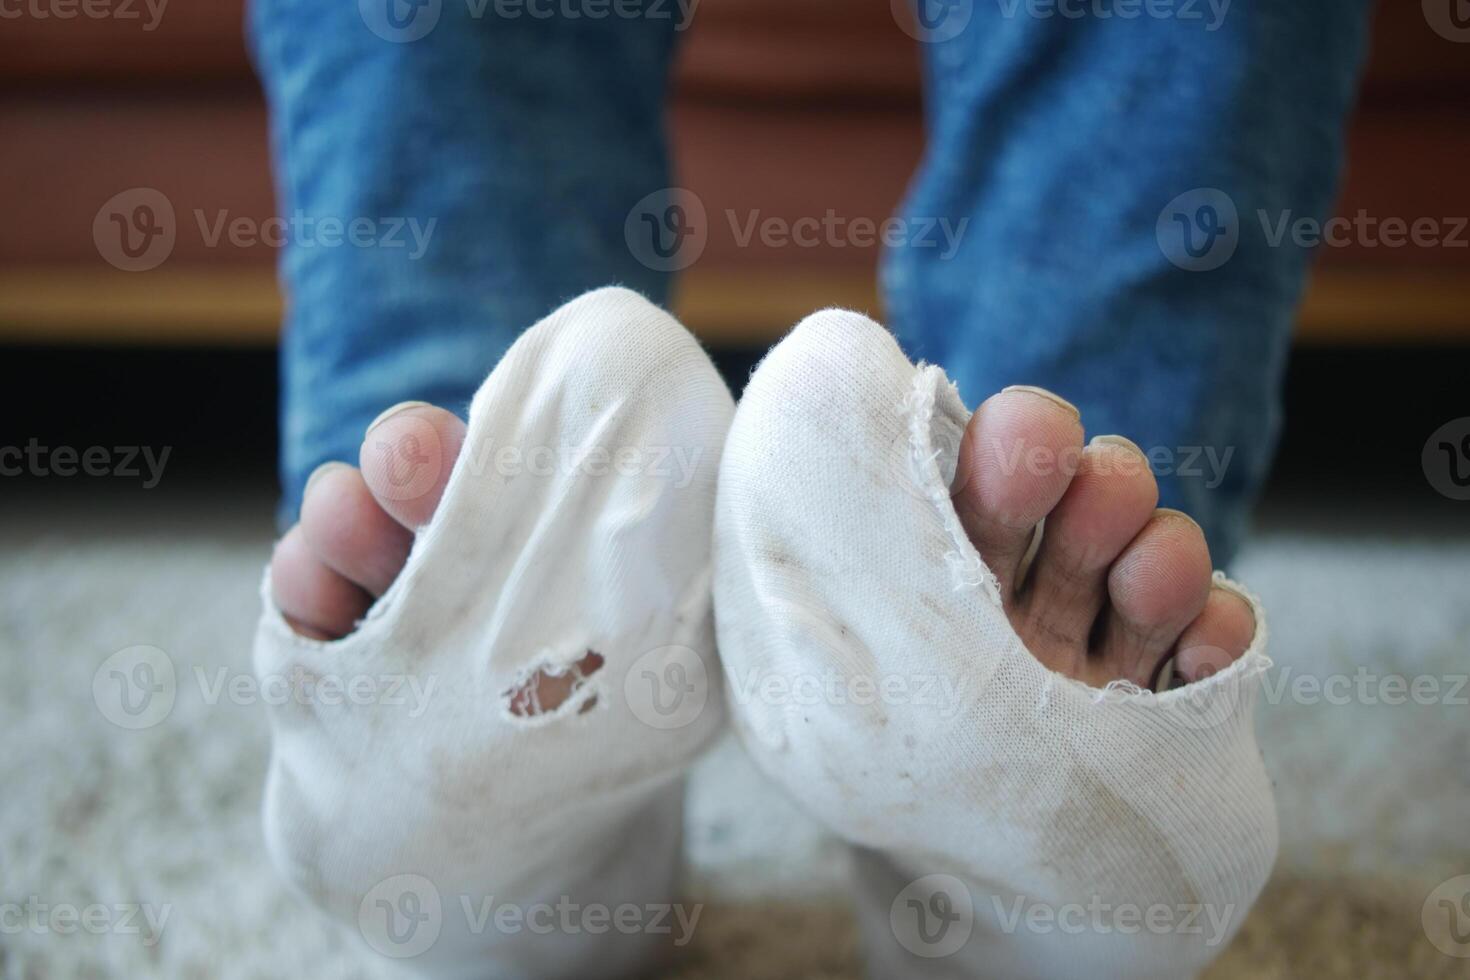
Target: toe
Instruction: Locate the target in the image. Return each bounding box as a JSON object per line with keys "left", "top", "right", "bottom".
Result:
{"left": 1171, "top": 586, "right": 1256, "bottom": 685}
{"left": 299, "top": 462, "right": 413, "bottom": 596}
{"left": 359, "top": 402, "right": 467, "bottom": 530}
{"left": 952, "top": 385, "right": 1084, "bottom": 599}
{"left": 1018, "top": 436, "right": 1160, "bottom": 664}
{"left": 269, "top": 525, "right": 373, "bottom": 639}
{"left": 1095, "top": 509, "right": 1213, "bottom": 689}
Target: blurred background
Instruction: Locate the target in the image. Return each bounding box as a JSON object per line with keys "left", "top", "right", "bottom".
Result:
{"left": 1, "top": 1, "right": 1467, "bottom": 977}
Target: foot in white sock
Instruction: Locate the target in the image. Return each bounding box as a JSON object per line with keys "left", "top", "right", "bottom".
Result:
{"left": 258, "top": 287, "right": 732, "bottom": 979}
{"left": 714, "top": 310, "right": 1276, "bottom": 979}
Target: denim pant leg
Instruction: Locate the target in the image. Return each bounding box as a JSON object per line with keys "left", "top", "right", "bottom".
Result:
{"left": 884, "top": 0, "right": 1372, "bottom": 563}
{"left": 249, "top": 0, "right": 681, "bottom": 524}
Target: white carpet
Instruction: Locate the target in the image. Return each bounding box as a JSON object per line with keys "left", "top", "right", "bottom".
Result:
{"left": 3, "top": 491, "right": 1466, "bottom": 978}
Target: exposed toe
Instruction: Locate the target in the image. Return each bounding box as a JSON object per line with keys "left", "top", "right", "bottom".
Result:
{"left": 299, "top": 461, "right": 413, "bottom": 596}
{"left": 1018, "top": 435, "right": 1160, "bottom": 670}
{"left": 952, "top": 385, "right": 1084, "bottom": 599}
{"left": 1171, "top": 586, "right": 1256, "bottom": 685}
{"left": 1096, "top": 509, "right": 1214, "bottom": 688}
{"left": 359, "top": 401, "right": 467, "bottom": 529}
{"left": 269, "top": 524, "right": 373, "bottom": 640}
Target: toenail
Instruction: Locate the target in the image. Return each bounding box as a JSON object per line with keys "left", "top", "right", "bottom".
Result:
{"left": 303, "top": 461, "right": 350, "bottom": 497}
{"left": 1210, "top": 581, "right": 1256, "bottom": 612}
{"left": 1154, "top": 507, "right": 1203, "bottom": 531}
{"left": 1000, "top": 385, "right": 1080, "bottom": 421}
{"left": 1089, "top": 434, "right": 1145, "bottom": 457}
{"left": 366, "top": 400, "right": 434, "bottom": 434}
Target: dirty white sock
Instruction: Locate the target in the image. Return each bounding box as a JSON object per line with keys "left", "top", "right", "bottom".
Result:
{"left": 713, "top": 309, "right": 1277, "bottom": 980}
{"left": 255, "top": 288, "right": 732, "bottom": 979}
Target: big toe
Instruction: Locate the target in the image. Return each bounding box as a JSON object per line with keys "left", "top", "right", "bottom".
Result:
{"left": 952, "top": 385, "right": 1084, "bottom": 599}
{"left": 271, "top": 401, "right": 467, "bottom": 640}
{"left": 359, "top": 401, "right": 467, "bottom": 529}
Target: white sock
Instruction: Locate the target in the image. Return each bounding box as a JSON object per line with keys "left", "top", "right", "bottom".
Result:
{"left": 255, "top": 288, "right": 733, "bottom": 979}
{"left": 713, "top": 309, "right": 1277, "bottom": 980}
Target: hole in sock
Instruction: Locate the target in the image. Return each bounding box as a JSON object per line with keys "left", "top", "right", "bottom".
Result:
{"left": 503, "top": 650, "right": 604, "bottom": 718}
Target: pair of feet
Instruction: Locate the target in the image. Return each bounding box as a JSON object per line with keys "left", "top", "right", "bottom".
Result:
{"left": 256, "top": 289, "right": 1276, "bottom": 978}
{"left": 273, "top": 371, "right": 1252, "bottom": 697}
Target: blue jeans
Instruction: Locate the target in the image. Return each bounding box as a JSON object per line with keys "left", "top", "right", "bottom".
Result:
{"left": 251, "top": 0, "right": 1371, "bottom": 563}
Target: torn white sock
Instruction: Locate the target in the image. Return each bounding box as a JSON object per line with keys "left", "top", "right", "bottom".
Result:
{"left": 712, "top": 309, "right": 1277, "bottom": 980}
{"left": 255, "top": 287, "right": 732, "bottom": 979}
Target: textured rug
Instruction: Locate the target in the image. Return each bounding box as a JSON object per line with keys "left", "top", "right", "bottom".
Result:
{"left": 2, "top": 492, "right": 1466, "bottom": 978}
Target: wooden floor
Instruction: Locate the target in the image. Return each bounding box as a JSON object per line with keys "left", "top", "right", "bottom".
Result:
{"left": 1, "top": 266, "right": 1467, "bottom": 348}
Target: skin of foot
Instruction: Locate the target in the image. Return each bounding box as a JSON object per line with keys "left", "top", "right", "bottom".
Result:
{"left": 275, "top": 388, "right": 1249, "bottom": 697}
{"left": 949, "top": 385, "right": 1256, "bottom": 691}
